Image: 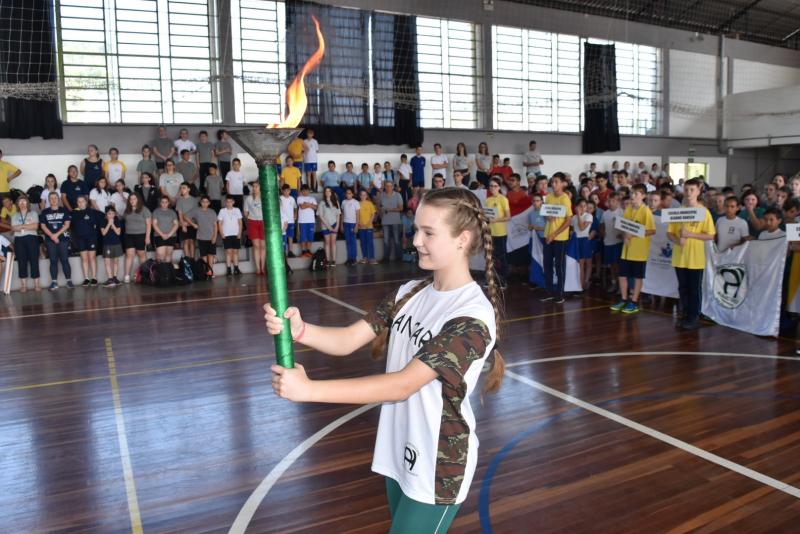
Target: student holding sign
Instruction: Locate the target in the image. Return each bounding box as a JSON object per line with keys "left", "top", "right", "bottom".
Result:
{"left": 667, "top": 178, "right": 716, "bottom": 331}
{"left": 486, "top": 178, "right": 511, "bottom": 289}
{"left": 610, "top": 184, "right": 656, "bottom": 314}
{"left": 540, "top": 173, "right": 572, "bottom": 304}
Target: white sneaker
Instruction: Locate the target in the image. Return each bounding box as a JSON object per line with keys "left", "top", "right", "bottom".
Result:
{"left": 124, "top": 275, "right": 131, "bottom": 284}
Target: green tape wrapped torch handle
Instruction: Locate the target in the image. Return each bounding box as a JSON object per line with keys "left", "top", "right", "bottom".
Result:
{"left": 259, "top": 163, "right": 294, "bottom": 368}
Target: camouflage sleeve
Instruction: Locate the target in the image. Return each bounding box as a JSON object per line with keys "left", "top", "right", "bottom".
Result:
{"left": 414, "top": 317, "right": 490, "bottom": 388}
{"left": 363, "top": 288, "right": 398, "bottom": 335}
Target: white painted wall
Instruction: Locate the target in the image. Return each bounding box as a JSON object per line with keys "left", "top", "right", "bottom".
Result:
{"left": 732, "top": 59, "right": 800, "bottom": 94}
{"left": 669, "top": 50, "right": 718, "bottom": 139}
{"left": 724, "top": 85, "right": 800, "bottom": 146}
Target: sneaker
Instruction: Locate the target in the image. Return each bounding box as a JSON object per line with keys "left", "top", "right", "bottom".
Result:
{"left": 288, "top": 251, "right": 296, "bottom": 258}
{"left": 48, "top": 282, "right": 58, "bottom": 291}
{"left": 621, "top": 301, "right": 640, "bottom": 314}
{"left": 90, "top": 279, "right": 98, "bottom": 286}
{"left": 680, "top": 319, "right": 700, "bottom": 331}
{"left": 370, "top": 259, "right": 378, "bottom": 265}
{"left": 359, "top": 258, "right": 368, "bottom": 264}
{"left": 81, "top": 279, "right": 90, "bottom": 287}
{"left": 553, "top": 296, "right": 565, "bottom": 304}
{"left": 124, "top": 275, "right": 131, "bottom": 284}
{"left": 233, "top": 266, "right": 241, "bottom": 275}
{"left": 226, "top": 267, "right": 232, "bottom": 276}
{"left": 66, "top": 281, "right": 75, "bottom": 289}
{"left": 610, "top": 300, "right": 627, "bottom": 312}
{"left": 113, "top": 277, "right": 121, "bottom": 285}
{"left": 329, "top": 262, "right": 336, "bottom": 267}
{"left": 539, "top": 295, "right": 554, "bottom": 302}
{"left": 103, "top": 279, "right": 116, "bottom": 288}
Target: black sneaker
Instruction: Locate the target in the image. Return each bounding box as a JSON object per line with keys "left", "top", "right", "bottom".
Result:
{"left": 680, "top": 320, "right": 700, "bottom": 331}
{"left": 81, "top": 279, "right": 90, "bottom": 287}
{"left": 288, "top": 251, "right": 296, "bottom": 258}
{"left": 554, "top": 296, "right": 565, "bottom": 304}
{"left": 226, "top": 267, "right": 232, "bottom": 276}
{"left": 539, "top": 295, "right": 554, "bottom": 302}
{"left": 90, "top": 279, "right": 98, "bottom": 286}
{"left": 113, "top": 277, "right": 121, "bottom": 285}
{"left": 233, "top": 266, "right": 242, "bottom": 275}
{"left": 103, "top": 279, "right": 115, "bottom": 288}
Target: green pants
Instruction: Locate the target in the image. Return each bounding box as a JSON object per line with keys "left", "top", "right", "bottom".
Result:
{"left": 385, "top": 477, "right": 461, "bottom": 534}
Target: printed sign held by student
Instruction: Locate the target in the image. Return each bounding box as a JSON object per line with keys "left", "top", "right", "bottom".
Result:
{"left": 661, "top": 207, "right": 705, "bottom": 223}
{"left": 541, "top": 204, "right": 567, "bottom": 218}
{"left": 614, "top": 216, "right": 645, "bottom": 238}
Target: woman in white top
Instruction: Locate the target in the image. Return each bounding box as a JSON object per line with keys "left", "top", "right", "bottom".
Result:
{"left": 243, "top": 181, "right": 266, "bottom": 275}
{"left": 89, "top": 176, "right": 111, "bottom": 213}
{"left": 110, "top": 179, "right": 129, "bottom": 215}
{"left": 40, "top": 173, "right": 60, "bottom": 210}
{"left": 475, "top": 142, "right": 491, "bottom": 188}
{"left": 453, "top": 142, "right": 470, "bottom": 185}
{"left": 265, "top": 187, "right": 505, "bottom": 532}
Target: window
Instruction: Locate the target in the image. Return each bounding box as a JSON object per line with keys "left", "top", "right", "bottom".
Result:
{"left": 56, "top": 0, "right": 217, "bottom": 124}
{"left": 230, "top": 0, "right": 286, "bottom": 125}
{"left": 416, "top": 17, "right": 481, "bottom": 129}
{"left": 492, "top": 26, "right": 661, "bottom": 134}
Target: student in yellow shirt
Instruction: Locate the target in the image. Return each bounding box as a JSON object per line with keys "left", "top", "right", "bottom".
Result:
{"left": 280, "top": 155, "right": 302, "bottom": 199}
{"left": 610, "top": 183, "right": 656, "bottom": 314}
{"left": 357, "top": 189, "right": 377, "bottom": 264}
{"left": 540, "top": 172, "right": 573, "bottom": 303}
{"left": 0, "top": 149, "right": 21, "bottom": 197}
{"left": 667, "top": 178, "right": 716, "bottom": 330}
{"left": 486, "top": 178, "right": 511, "bottom": 288}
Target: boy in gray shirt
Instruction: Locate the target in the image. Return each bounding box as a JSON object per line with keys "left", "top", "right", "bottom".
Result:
{"left": 151, "top": 126, "right": 175, "bottom": 172}
{"left": 176, "top": 149, "right": 198, "bottom": 193}
{"left": 196, "top": 130, "right": 215, "bottom": 193}
{"left": 204, "top": 163, "right": 223, "bottom": 212}
{"left": 189, "top": 195, "right": 219, "bottom": 272}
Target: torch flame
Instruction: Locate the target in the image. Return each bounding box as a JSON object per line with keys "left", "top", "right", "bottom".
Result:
{"left": 269, "top": 15, "right": 325, "bottom": 129}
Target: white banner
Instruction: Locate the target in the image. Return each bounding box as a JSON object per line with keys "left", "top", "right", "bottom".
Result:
{"left": 615, "top": 216, "right": 645, "bottom": 238}
{"left": 642, "top": 214, "right": 679, "bottom": 298}
{"left": 701, "top": 239, "right": 787, "bottom": 337}
{"left": 786, "top": 223, "right": 800, "bottom": 242}
{"left": 507, "top": 207, "right": 532, "bottom": 252}
{"left": 541, "top": 204, "right": 567, "bottom": 218}
{"left": 661, "top": 207, "right": 705, "bottom": 223}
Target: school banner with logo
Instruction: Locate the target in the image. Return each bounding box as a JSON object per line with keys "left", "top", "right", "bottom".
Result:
{"left": 642, "top": 214, "right": 679, "bottom": 298}
{"left": 530, "top": 233, "right": 582, "bottom": 292}
{"left": 506, "top": 207, "right": 532, "bottom": 253}
{"left": 701, "top": 239, "right": 787, "bottom": 337}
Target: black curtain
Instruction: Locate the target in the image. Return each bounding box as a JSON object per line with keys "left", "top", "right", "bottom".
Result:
{"left": 0, "top": 0, "right": 63, "bottom": 139}
{"left": 582, "top": 43, "right": 618, "bottom": 154}
{"left": 285, "top": 0, "right": 422, "bottom": 146}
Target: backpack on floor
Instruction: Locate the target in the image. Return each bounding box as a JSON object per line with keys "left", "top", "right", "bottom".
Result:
{"left": 155, "top": 262, "right": 175, "bottom": 287}
{"left": 136, "top": 259, "right": 157, "bottom": 285}
{"left": 174, "top": 257, "right": 194, "bottom": 285}
{"left": 191, "top": 258, "right": 212, "bottom": 281}
{"left": 310, "top": 249, "right": 327, "bottom": 272}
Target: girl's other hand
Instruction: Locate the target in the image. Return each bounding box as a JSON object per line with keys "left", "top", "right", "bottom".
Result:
{"left": 263, "top": 303, "right": 304, "bottom": 339}
{"left": 271, "top": 363, "right": 312, "bottom": 402}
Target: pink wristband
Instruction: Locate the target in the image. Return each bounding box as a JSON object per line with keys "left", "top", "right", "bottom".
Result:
{"left": 293, "top": 321, "right": 306, "bottom": 342}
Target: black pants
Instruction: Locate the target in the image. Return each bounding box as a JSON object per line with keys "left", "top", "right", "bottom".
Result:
{"left": 14, "top": 235, "right": 40, "bottom": 279}
{"left": 199, "top": 162, "right": 212, "bottom": 192}
{"left": 675, "top": 267, "right": 704, "bottom": 323}
{"left": 45, "top": 238, "right": 71, "bottom": 281}
{"left": 491, "top": 236, "right": 508, "bottom": 285}
{"left": 218, "top": 161, "right": 231, "bottom": 181}
{"left": 543, "top": 239, "right": 567, "bottom": 297}
{"left": 476, "top": 171, "right": 489, "bottom": 188}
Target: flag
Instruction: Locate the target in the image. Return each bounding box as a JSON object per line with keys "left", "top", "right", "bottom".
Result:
{"left": 788, "top": 251, "right": 800, "bottom": 314}
{"left": 506, "top": 207, "right": 532, "bottom": 253}
{"left": 642, "top": 213, "right": 679, "bottom": 298}
{"left": 702, "top": 239, "right": 787, "bottom": 337}
{"left": 530, "top": 233, "right": 582, "bottom": 292}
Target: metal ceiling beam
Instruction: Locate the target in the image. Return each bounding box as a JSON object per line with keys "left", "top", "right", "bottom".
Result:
{"left": 716, "top": 0, "right": 764, "bottom": 31}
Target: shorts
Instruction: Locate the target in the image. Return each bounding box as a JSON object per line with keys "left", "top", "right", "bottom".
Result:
{"left": 223, "top": 236, "right": 241, "bottom": 250}
{"left": 179, "top": 226, "right": 197, "bottom": 241}
{"left": 285, "top": 223, "right": 295, "bottom": 240}
{"left": 247, "top": 219, "right": 264, "bottom": 240}
{"left": 618, "top": 259, "right": 647, "bottom": 279}
{"left": 74, "top": 236, "right": 97, "bottom": 252}
{"left": 294, "top": 161, "right": 304, "bottom": 170}
{"left": 153, "top": 235, "right": 177, "bottom": 248}
{"left": 156, "top": 161, "right": 165, "bottom": 170}
{"left": 299, "top": 222, "right": 315, "bottom": 242}
{"left": 210, "top": 199, "right": 222, "bottom": 212}
{"left": 103, "top": 243, "right": 123, "bottom": 258}
{"left": 303, "top": 162, "right": 317, "bottom": 173}
{"left": 603, "top": 242, "right": 622, "bottom": 265}
{"left": 123, "top": 233, "right": 146, "bottom": 251}
{"left": 290, "top": 189, "right": 298, "bottom": 200}
{"left": 198, "top": 239, "right": 215, "bottom": 256}
{"left": 321, "top": 223, "right": 338, "bottom": 236}
{"left": 577, "top": 237, "right": 593, "bottom": 259}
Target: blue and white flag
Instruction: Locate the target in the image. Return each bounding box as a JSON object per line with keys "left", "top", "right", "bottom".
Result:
{"left": 529, "top": 233, "right": 582, "bottom": 292}
{"left": 642, "top": 213, "right": 679, "bottom": 298}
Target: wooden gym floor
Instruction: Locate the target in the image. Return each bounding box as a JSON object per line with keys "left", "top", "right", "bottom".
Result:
{"left": 1, "top": 263, "right": 798, "bottom": 533}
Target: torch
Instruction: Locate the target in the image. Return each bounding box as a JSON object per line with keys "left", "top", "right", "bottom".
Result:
{"left": 228, "top": 16, "right": 325, "bottom": 369}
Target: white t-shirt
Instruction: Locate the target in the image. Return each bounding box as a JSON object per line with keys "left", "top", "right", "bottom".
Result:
{"left": 225, "top": 170, "right": 245, "bottom": 195}
{"left": 524, "top": 150, "right": 541, "bottom": 175}
{"left": 759, "top": 229, "right": 786, "bottom": 241}
{"left": 89, "top": 189, "right": 111, "bottom": 212}
{"left": 602, "top": 207, "right": 623, "bottom": 245}
{"left": 216, "top": 207, "right": 242, "bottom": 237}
{"left": 341, "top": 198, "right": 360, "bottom": 224}
{"left": 279, "top": 195, "right": 297, "bottom": 225}
{"left": 174, "top": 139, "right": 196, "bottom": 154}
{"left": 431, "top": 154, "right": 448, "bottom": 182}
{"left": 110, "top": 191, "right": 129, "bottom": 214}
{"left": 715, "top": 216, "right": 749, "bottom": 252}
{"left": 303, "top": 138, "right": 319, "bottom": 163}
{"left": 373, "top": 172, "right": 383, "bottom": 189}
{"left": 106, "top": 161, "right": 125, "bottom": 183}
{"left": 0, "top": 234, "right": 10, "bottom": 254}
{"left": 398, "top": 163, "right": 412, "bottom": 181}
{"left": 296, "top": 195, "right": 317, "bottom": 224}
{"left": 370, "top": 280, "right": 496, "bottom": 506}
{"left": 572, "top": 212, "right": 593, "bottom": 238}
{"left": 40, "top": 188, "right": 60, "bottom": 206}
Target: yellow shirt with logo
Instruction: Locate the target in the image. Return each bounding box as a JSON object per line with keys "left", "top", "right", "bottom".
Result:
{"left": 281, "top": 166, "right": 301, "bottom": 190}
{"left": 621, "top": 204, "right": 656, "bottom": 262}
{"left": 668, "top": 208, "right": 716, "bottom": 269}
{"left": 287, "top": 139, "right": 304, "bottom": 162}
{"left": 0, "top": 161, "right": 20, "bottom": 193}
{"left": 486, "top": 194, "right": 510, "bottom": 237}
{"left": 543, "top": 193, "right": 572, "bottom": 241}
{"left": 358, "top": 200, "right": 376, "bottom": 228}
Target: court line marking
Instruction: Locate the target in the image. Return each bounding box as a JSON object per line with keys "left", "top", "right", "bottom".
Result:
{"left": 105, "top": 338, "right": 144, "bottom": 534}
{"left": 227, "top": 403, "right": 377, "bottom": 534}
{"left": 0, "top": 277, "right": 407, "bottom": 321}
{"left": 504, "top": 369, "right": 800, "bottom": 499}
{"left": 507, "top": 350, "right": 800, "bottom": 366}
{"left": 308, "top": 288, "right": 370, "bottom": 314}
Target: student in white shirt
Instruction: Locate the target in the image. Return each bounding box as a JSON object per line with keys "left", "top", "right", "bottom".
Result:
{"left": 523, "top": 140, "right": 544, "bottom": 177}
{"left": 715, "top": 196, "right": 750, "bottom": 252}
{"left": 572, "top": 198, "right": 594, "bottom": 290}
{"left": 217, "top": 196, "right": 243, "bottom": 276}
{"left": 302, "top": 128, "right": 319, "bottom": 192}
{"left": 758, "top": 208, "right": 786, "bottom": 241}
{"left": 296, "top": 184, "right": 317, "bottom": 257}
{"left": 225, "top": 157, "right": 245, "bottom": 210}
{"left": 341, "top": 187, "right": 360, "bottom": 266}
{"left": 89, "top": 177, "right": 111, "bottom": 213}
{"left": 110, "top": 179, "right": 129, "bottom": 215}
{"left": 279, "top": 184, "right": 298, "bottom": 257}
{"left": 174, "top": 128, "right": 197, "bottom": 155}
{"left": 264, "top": 187, "right": 504, "bottom": 533}
{"left": 430, "top": 143, "right": 448, "bottom": 185}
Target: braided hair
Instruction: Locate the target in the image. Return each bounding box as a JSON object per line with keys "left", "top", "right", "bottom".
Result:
{"left": 369, "top": 187, "right": 505, "bottom": 394}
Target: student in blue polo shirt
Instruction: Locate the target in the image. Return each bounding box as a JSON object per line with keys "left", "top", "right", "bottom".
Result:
{"left": 410, "top": 146, "right": 426, "bottom": 190}
{"left": 70, "top": 195, "right": 103, "bottom": 286}
{"left": 40, "top": 191, "right": 74, "bottom": 290}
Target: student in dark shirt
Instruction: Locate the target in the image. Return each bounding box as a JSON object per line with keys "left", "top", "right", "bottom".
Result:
{"left": 70, "top": 195, "right": 103, "bottom": 286}
{"left": 61, "top": 165, "right": 86, "bottom": 211}
{"left": 40, "top": 191, "right": 74, "bottom": 290}
{"left": 100, "top": 205, "right": 124, "bottom": 287}
{"left": 135, "top": 171, "right": 160, "bottom": 212}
